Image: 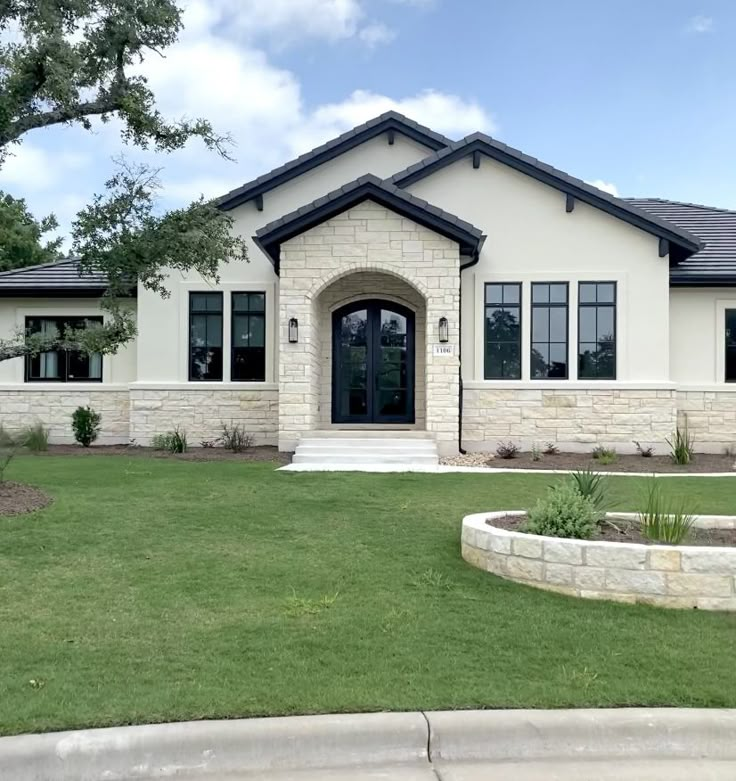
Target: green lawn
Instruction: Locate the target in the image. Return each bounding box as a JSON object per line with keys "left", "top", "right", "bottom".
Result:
{"left": 1, "top": 456, "right": 735, "bottom": 736}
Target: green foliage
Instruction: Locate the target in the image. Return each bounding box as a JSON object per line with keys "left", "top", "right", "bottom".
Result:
{"left": 592, "top": 446, "right": 617, "bottom": 465}
{"left": 524, "top": 482, "right": 598, "bottom": 539}
{"left": 0, "top": 192, "right": 62, "bottom": 271}
{"left": 20, "top": 421, "right": 49, "bottom": 452}
{"left": 151, "top": 427, "right": 187, "bottom": 454}
{"left": 638, "top": 479, "right": 694, "bottom": 545}
{"left": 667, "top": 425, "right": 695, "bottom": 465}
{"left": 569, "top": 469, "right": 610, "bottom": 512}
{"left": 495, "top": 441, "right": 519, "bottom": 459}
{"left": 220, "top": 423, "right": 254, "bottom": 453}
{"left": 531, "top": 442, "right": 542, "bottom": 462}
{"left": 71, "top": 406, "right": 102, "bottom": 447}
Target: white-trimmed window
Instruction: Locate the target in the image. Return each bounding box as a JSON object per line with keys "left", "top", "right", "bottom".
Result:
{"left": 25, "top": 316, "right": 103, "bottom": 383}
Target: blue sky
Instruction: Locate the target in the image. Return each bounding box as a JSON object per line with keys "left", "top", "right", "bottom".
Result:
{"left": 1, "top": 0, "right": 734, "bottom": 246}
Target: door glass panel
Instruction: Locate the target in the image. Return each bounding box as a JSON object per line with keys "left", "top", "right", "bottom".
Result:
{"left": 376, "top": 309, "right": 408, "bottom": 417}
{"left": 338, "top": 309, "right": 368, "bottom": 418}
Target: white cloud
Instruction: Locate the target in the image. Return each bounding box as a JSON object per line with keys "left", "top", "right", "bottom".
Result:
{"left": 686, "top": 15, "right": 714, "bottom": 33}
{"left": 0, "top": 144, "right": 88, "bottom": 191}
{"left": 586, "top": 179, "right": 620, "bottom": 197}
{"left": 358, "top": 23, "right": 397, "bottom": 48}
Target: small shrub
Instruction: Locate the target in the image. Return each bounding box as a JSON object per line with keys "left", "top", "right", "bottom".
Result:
{"left": 20, "top": 421, "right": 49, "bottom": 452}
{"left": 634, "top": 441, "right": 655, "bottom": 458}
{"left": 221, "top": 423, "right": 254, "bottom": 453}
{"left": 569, "top": 469, "right": 610, "bottom": 512}
{"left": 638, "top": 479, "right": 694, "bottom": 545}
{"left": 667, "top": 424, "right": 694, "bottom": 465}
{"left": 543, "top": 442, "right": 560, "bottom": 456}
{"left": 531, "top": 442, "right": 542, "bottom": 462}
{"left": 495, "top": 441, "right": 519, "bottom": 459}
{"left": 200, "top": 437, "right": 221, "bottom": 448}
{"left": 151, "top": 427, "right": 187, "bottom": 454}
{"left": 592, "top": 445, "right": 617, "bottom": 465}
{"left": 524, "top": 482, "right": 598, "bottom": 540}
{"left": 71, "top": 406, "right": 101, "bottom": 447}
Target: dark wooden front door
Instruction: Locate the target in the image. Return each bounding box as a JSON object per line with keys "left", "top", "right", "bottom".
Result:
{"left": 332, "top": 300, "right": 415, "bottom": 424}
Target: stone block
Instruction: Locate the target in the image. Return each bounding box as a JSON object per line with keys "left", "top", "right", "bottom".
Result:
{"left": 648, "top": 549, "right": 682, "bottom": 571}
{"left": 585, "top": 543, "right": 647, "bottom": 570}
{"left": 505, "top": 555, "right": 544, "bottom": 581}
{"left": 604, "top": 569, "right": 667, "bottom": 595}
{"left": 681, "top": 549, "right": 736, "bottom": 574}
{"left": 543, "top": 540, "right": 583, "bottom": 565}
{"left": 512, "top": 536, "right": 543, "bottom": 559}
{"left": 544, "top": 563, "right": 574, "bottom": 586}
{"left": 574, "top": 566, "right": 605, "bottom": 590}
{"left": 666, "top": 573, "right": 733, "bottom": 597}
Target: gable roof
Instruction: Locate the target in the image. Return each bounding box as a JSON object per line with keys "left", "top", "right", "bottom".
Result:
{"left": 389, "top": 133, "right": 703, "bottom": 257}
{"left": 217, "top": 111, "right": 452, "bottom": 212}
{"left": 255, "top": 174, "right": 485, "bottom": 271}
{"left": 0, "top": 258, "right": 114, "bottom": 297}
{"left": 628, "top": 198, "right": 736, "bottom": 286}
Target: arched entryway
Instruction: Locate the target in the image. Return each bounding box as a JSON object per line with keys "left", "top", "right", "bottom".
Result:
{"left": 332, "top": 299, "right": 415, "bottom": 424}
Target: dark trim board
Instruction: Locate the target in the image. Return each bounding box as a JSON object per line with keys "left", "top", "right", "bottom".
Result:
{"left": 670, "top": 277, "right": 736, "bottom": 287}
{"left": 390, "top": 135, "right": 703, "bottom": 257}
{"left": 216, "top": 112, "right": 452, "bottom": 212}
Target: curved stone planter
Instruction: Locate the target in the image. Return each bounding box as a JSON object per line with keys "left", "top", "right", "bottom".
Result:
{"left": 462, "top": 512, "right": 736, "bottom": 611}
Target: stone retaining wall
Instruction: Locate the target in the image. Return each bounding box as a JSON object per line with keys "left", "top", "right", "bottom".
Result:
{"left": 0, "top": 388, "right": 130, "bottom": 444}
{"left": 677, "top": 390, "right": 736, "bottom": 453}
{"left": 462, "top": 511, "right": 736, "bottom": 610}
{"left": 129, "top": 388, "right": 278, "bottom": 446}
{"left": 462, "top": 388, "right": 676, "bottom": 453}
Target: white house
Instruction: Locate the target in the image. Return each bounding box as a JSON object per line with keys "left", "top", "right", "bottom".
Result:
{"left": 1, "top": 111, "right": 735, "bottom": 456}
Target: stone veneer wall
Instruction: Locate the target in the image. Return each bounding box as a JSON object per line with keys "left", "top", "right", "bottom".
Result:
{"left": 316, "top": 270, "right": 426, "bottom": 428}
{"left": 462, "top": 387, "right": 677, "bottom": 453}
{"left": 677, "top": 390, "right": 736, "bottom": 453}
{"left": 0, "top": 389, "right": 130, "bottom": 444}
{"left": 462, "top": 512, "right": 736, "bottom": 611}
{"left": 278, "top": 199, "right": 460, "bottom": 454}
{"left": 129, "top": 388, "right": 278, "bottom": 446}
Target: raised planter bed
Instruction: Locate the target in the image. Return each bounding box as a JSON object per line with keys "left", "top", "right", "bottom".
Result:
{"left": 462, "top": 511, "right": 736, "bottom": 611}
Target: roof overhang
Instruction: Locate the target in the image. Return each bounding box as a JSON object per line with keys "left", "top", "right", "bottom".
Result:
{"left": 217, "top": 112, "right": 452, "bottom": 212}
{"left": 254, "top": 175, "right": 485, "bottom": 273}
{"left": 391, "top": 135, "right": 704, "bottom": 258}
{"left": 670, "top": 275, "right": 736, "bottom": 287}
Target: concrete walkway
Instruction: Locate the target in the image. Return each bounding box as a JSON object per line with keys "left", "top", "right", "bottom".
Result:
{"left": 3, "top": 709, "right": 736, "bottom": 780}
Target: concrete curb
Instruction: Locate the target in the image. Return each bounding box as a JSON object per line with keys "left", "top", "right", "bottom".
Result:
{"left": 2, "top": 709, "right": 736, "bottom": 780}
{"left": 0, "top": 712, "right": 428, "bottom": 781}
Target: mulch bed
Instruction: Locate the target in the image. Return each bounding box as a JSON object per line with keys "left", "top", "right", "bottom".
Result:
{"left": 486, "top": 452, "right": 736, "bottom": 473}
{"left": 31, "top": 445, "right": 290, "bottom": 465}
{"left": 0, "top": 481, "right": 52, "bottom": 516}
{"left": 490, "top": 513, "right": 736, "bottom": 547}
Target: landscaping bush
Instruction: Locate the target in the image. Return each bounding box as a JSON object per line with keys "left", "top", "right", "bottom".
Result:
{"left": 531, "top": 442, "right": 542, "bottom": 462}
{"left": 221, "top": 422, "right": 254, "bottom": 453}
{"left": 151, "top": 427, "right": 188, "bottom": 454}
{"left": 71, "top": 406, "right": 102, "bottom": 447}
{"left": 524, "top": 482, "right": 598, "bottom": 540}
{"left": 543, "top": 442, "right": 560, "bottom": 455}
{"left": 20, "top": 422, "right": 49, "bottom": 452}
{"left": 592, "top": 445, "right": 617, "bottom": 465}
{"left": 667, "top": 424, "right": 694, "bottom": 465}
{"left": 569, "top": 469, "right": 610, "bottom": 513}
{"left": 495, "top": 441, "right": 519, "bottom": 459}
{"left": 638, "top": 479, "right": 694, "bottom": 545}
{"left": 634, "top": 441, "right": 655, "bottom": 458}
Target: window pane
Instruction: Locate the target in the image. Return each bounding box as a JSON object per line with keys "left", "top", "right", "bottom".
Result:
{"left": 502, "top": 284, "right": 520, "bottom": 304}
{"left": 549, "top": 307, "right": 567, "bottom": 342}
{"left": 25, "top": 316, "right": 103, "bottom": 382}
{"left": 232, "top": 348, "right": 265, "bottom": 381}
{"left": 579, "top": 307, "right": 597, "bottom": 342}
{"left": 532, "top": 309, "right": 549, "bottom": 341}
{"left": 548, "top": 343, "right": 567, "bottom": 377}
{"left": 598, "top": 307, "right": 615, "bottom": 339}
{"left": 485, "top": 284, "right": 503, "bottom": 305}
{"left": 487, "top": 307, "right": 519, "bottom": 341}
{"left": 233, "top": 292, "right": 266, "bottom": 313}
{"left": 579, "top": 283, "right": 597, "bottom": 304}
{"left": 531, "top": 344, "right": 549, "bottom": 378}
{"left": 597, "top": 283, "right": 615, "bottom": 303}
{"left": 726, "top": 310, "right": 736, "bottom": 382}
{"left": 550, "top": 283, "right": 567, "bottom": 303}
{"left": 191, "top": 292, "right": 222, "bottom": 312}
{"left": 190, "top": 311, "right": 223, "bottom": 380}
{"left": 532, "top": 284, "right": 549, "bottom": 303}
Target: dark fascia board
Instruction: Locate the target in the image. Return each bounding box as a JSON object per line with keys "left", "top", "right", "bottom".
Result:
{"left": 255, "top": 176, "right": 485, "bottom": 271}
{"left": 216, "top": 112, "right": 452, "bottom": 212}
{"left": 0, "top": 288, "right": 136, "bottom": 298}
{"left": 670, "top": 275, "right": 736, "bottom": 287}
{"left": 390, "top": 135, "right": 704, "bottom": 256}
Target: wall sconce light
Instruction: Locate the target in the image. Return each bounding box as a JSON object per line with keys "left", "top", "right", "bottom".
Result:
{"left": 438, "top": 317, "right": 449, "bottom": 343}
{"left": 288, "top": 318, "right": 299, "bottom": 343}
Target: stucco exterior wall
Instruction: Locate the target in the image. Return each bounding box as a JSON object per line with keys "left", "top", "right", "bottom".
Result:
{"left": 405, "top": 156, "right": 671, "bottom": 384}
{"left": 135, "top": 134, "right": 433, "bottom": 384}
{"left": 316, "top": 271, "right": 426, "bottom": 428}
{"left": 278, "top": 199, "right": 460, "bottom": 453}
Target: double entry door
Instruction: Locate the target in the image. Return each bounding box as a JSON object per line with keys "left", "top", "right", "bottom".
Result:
{"left": 332, "top": 299, "right": 415, "bottom": 424}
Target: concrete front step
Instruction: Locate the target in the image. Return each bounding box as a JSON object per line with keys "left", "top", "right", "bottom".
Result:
{"left": 293, "top": 431, "right": 439, "bottom": 467}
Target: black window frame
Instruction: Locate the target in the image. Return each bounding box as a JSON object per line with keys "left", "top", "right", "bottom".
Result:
{"left": 483, "top": 282, "right": 522, "bottom": 380}
{"left": 24, "top": 316, "right": 104, "bottom": 383}
{"left": 188, "top": 291, "right": 224, "bottom": 382}
{"left": 578, "top": 281, "right": 617, "bottom": 380}
{"left": 726, "top": 308, "right": 736, "bottom": 383}
{"left": 231, "top": 291, "right": 266, "bottom": 382}
{"left": 530, "top": 282, "right": 569, "bottom": 380}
